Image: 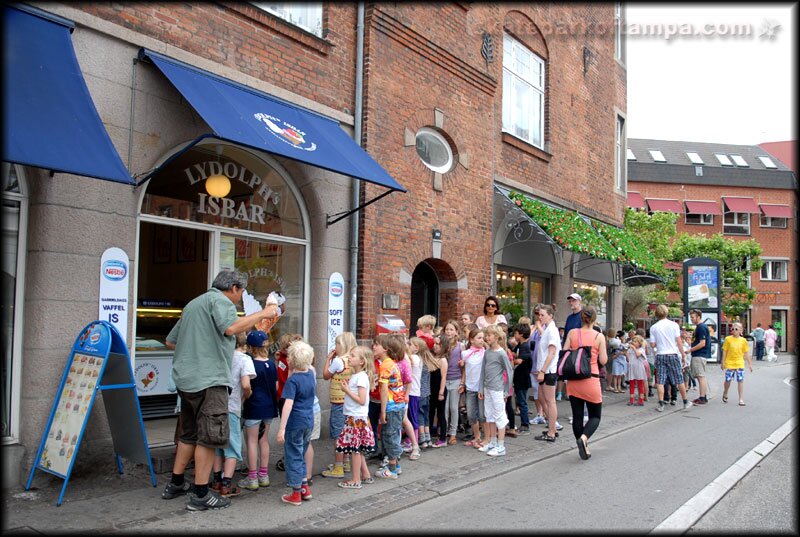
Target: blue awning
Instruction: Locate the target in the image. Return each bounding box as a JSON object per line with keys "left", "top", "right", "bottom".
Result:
{"left": 140, "top": 49, "right": 405, "bottom": 193}
{"left": 1, "top": 6, "right": 132, "bottom": 184}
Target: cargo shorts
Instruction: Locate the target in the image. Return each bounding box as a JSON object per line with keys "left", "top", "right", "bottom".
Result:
{"left": 177, "top": 385, "right": 230, "bottom": 449}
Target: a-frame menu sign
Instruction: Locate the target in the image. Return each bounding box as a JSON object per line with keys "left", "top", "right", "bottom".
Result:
{"left": 25, "top": 320, "right": 157, "bottom": 505}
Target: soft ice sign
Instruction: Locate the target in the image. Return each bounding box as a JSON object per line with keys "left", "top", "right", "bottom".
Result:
{"left": 327, "top": 272, "right": 345, "bottom": 352}
{"left": 98, "top": 247, "right": 130, "bottom": 344}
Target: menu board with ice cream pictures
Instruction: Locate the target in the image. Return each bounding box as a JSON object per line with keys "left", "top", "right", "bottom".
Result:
{"left": 26, "top": 320, "right": 156, "bottom": 506}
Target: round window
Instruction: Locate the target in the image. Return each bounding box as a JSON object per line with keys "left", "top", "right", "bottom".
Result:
{"left": 415, "top": 127, "right": 454, "bottom": 174}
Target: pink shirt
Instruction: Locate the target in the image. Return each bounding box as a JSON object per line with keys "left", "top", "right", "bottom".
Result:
{"left": 764, "top": 329, "right": 778, "bottom": 347}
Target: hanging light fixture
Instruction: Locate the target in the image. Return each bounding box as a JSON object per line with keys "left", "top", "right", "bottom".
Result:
{"left": 205, "top": 145, "right": 231, "bottom": 198}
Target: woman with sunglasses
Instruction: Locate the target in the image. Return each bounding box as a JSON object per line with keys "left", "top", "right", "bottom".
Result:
{"left": 476, "top": 296, "right": 507, "bottom": 329}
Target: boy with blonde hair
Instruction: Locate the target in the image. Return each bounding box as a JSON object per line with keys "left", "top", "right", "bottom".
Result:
{"left": 720, "top": 322, "right": 753, "bottom": 406}
{"left": 416, "top": 314, "right": 437, "bottom": 351}
{"left": 277, "top": 341, "right": 317, "bottom": 506}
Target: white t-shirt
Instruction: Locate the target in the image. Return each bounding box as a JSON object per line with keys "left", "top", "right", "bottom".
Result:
{"left": 229, "top": 350, "right": 257, "bottom": 416}
{"left": 343, "top": 370, "right": 370, "bottom": 417}
{"left": 537, "top": 322, "right": 561, "bottom": 374}
{"left": 650, "top": 319, "right": 682, "bottom": 356}
{"left": 327, "top": 355, "right": 345, "bottom": 375}
{"left": 409, "top": 354, "right": 421, "bottom": 396}
{"left": 463, "top": 347, "right": 485, "bottom": 392}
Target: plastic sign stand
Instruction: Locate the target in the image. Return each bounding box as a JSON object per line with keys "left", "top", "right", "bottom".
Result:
{"left": 25, "top": 320, "right": 157, "bottom": 506}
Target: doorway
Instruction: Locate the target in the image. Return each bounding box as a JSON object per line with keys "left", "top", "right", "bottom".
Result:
{"left": 771, "top": 309, "right": 788, "bottom": 352}
{"left": 410, "top": 262, "right": 439, "bottom": 328}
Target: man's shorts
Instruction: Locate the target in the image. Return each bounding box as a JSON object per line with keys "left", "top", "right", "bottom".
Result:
{"left": 215, "top": 412, "right": 243, "bottom": 461}
{"left": 177, "top": 385, "right": 230, "bottom": 449}
{"left": 724, "top": 368, "right": 745, "bottom": 383}
{"left": 655, "top": 354, "right": 684, "bottom": 387}
{"left": 690, "top": 356, "right": 707, "bottom": 378}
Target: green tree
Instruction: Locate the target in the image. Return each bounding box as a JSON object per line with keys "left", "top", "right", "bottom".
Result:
{"left": 669, "top": 233, "right": 764, "bottom": 319}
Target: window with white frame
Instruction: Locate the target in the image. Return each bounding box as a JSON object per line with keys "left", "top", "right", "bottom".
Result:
{"left": 614, "top": 3, "right": 626, "bottom": 64}
{"left": 615, "top": 114, "right": 626, "bottom": 192}
{"left": 715, "top": 153, "right": 733, "bottom": 166}
{"left": 730, "top": 154, "right": 749, "bottom": 167}
{"left": 760, "top": 215, "right": 788, "bottom": 228}
{"left": 626, "top": 148, "right": 636, "bottom": 160}
{"left": 686, "top": 152, "right": 704, "bottom": 164}
{"left": 757, "top": 155, "right": 778, "bottom": 169}
{"left": 648, "top": 149, "right": 666, "bottom": 162}
{"left": 723, "top": 211, "right": 750, "bottom": 235}
{"left": 761, "top": 259, "right": 788, "bottom": 281}
{"left": 502, "top": 33, "right": 545, "bottom": 149}
{"left": 685, "top": 213, "right": 713, "bottom": 225}
{"left": 251, "top": 3, "right": 323, "bottom": 37}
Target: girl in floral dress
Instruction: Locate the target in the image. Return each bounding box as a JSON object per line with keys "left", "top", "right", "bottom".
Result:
{"left": 335, "top": 346, "right": 376, "bottom": 489}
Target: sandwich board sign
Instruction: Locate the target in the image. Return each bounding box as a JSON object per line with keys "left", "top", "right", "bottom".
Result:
{"left": 25, "top": 320, "right": 156, "bottom": 505}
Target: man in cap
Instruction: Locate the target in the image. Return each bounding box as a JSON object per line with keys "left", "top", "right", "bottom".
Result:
{"left": 556, "top": 293, "right": 584, "bottom": 402}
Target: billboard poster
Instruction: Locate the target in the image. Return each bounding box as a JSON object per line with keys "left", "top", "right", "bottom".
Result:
{"left": 686, "top": 265, "right": 719, "bottom": 309}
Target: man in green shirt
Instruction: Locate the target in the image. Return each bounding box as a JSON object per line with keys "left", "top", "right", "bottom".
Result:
{"left": 162, "top": 270, "right": 282, "bottom": 511}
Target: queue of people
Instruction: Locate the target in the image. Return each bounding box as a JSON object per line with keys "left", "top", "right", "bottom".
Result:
{"left": 161, "top": 271, "right": 752, "bottom": 511}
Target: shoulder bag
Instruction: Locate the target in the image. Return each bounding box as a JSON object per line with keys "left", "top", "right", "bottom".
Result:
{"left": 557, "top": 329, "right": 598, "bottom": 381}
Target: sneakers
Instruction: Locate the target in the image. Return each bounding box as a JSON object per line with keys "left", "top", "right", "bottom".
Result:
{"left": 238, "top": 476, "right": 260, "bottom": 491}
{"left": 321, "top": 465, "right": 345, "bottom": 478}
{"left": 518, "top": 426, "right": 531, "bottom": 435}
{"left": 692, "top": 398, "right": 707, "bottom": 405}
{"left": 505, "top": 428, "right": 518, "bottom": 438}
{"left": 683, "top": 400, "right": 693, "bottom": 411}
{"left": 282, "top": 490, "right": 302, "bottom": 506}
{"left": 478, "top": 442, "right": 496, "bottom": 453}
{"left": 432, "top": 439, "right": 447, "bottom": 448}
{"left": 555, "top": 392, "right": 563, "bottom": 401}
{"left": 554, "top": 421, "right": 563, "bottom": 431}
{"left": 487, "top": 445, "right": 507, "bottom": 457}
{"left": 376, "top": 467, "right": 398, "bottom": 479}
{"left": 162, "top": 480, "right": 193, "bottom": 500}
{"left": 670, "top": 400, "right": 677, "bottom": 406}
{"left": 258, "top": 474, "right": 270, "bottom": 487}
{"left": 300, "top": 483, "right": 312, "bottom": 500}
{"left": 636, "top": 401, "right": 644, "bottom": 406}
{"left": 402, "top": 444, "right": 414, "bottom": 454}
{"left": 531, "top": 415, "right": 546, "bottom": 425}
{"left": 186, "top": 490, "right": 231, "bottom": 511}
{"left": 656, "top": 403, "right": 665, "bottom": 412}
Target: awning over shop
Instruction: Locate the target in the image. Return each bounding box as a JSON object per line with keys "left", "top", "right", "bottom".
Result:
{"left": 627, "top": 191, "right": 645, "bottom": 210}
{"left": 722, "top": 197, "right": 760, "bottom": 214}
{"left": 645, "top": 198, "right": 683, "bottom": 213}
{"left": 138, "top": 49, "right": 405, "bottom": 201}
{"left": 1, "top": 6, "right": 133, "bottom": 184}
{"left": 684, "top": 200, "right": 722, "bottom": 215}
{"left": 759, "top": 204, "right": 792, "bottom": 218}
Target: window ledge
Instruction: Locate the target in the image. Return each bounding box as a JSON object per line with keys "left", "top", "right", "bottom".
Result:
{"left": 502, "top": 132, "right": 551, "bottom": 162}
{"left": 225, "top": 3, "right": 333, "bottom": 55}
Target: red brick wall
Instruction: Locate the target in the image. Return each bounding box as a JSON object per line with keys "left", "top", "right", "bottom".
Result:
{"left": 629, "top": 180, "right": 798, "bottom": 352}
{"left": 74, "top": 2, "right": 358, "bottom": 115}
{"left": 358, "top": 4, "right": 626, "bottom": 337}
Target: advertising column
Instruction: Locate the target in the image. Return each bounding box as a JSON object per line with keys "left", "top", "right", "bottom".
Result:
{"left": 327, "top": 272, "right": 344, "bottom": 353}
{"left": 683, "top": 257, "right": 722, "bottom": 359}
{"left": 99, "top": 247, "right": 130, "bottom": 344}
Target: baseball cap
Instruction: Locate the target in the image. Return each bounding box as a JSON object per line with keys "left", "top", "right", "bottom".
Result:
{"left": 567, "top": 293, "right": 582, "bottom": 301}
{"left": 246, "top": 330, "right": 269, "bottom": 348}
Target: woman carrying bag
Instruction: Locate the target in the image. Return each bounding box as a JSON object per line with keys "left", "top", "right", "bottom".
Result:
{"left": 563, "top": 306, "right": 608, "bottom": 461}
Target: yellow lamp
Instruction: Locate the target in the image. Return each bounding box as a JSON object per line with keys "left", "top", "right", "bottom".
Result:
{"left": 205, "top": 174, "right": 231, "bottom": 198}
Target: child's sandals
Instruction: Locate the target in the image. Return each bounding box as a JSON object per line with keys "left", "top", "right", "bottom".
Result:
{"left": 464, "top": 439, "right": 479, "bottom": 447}
{"left": 337, "top": 481, "right": 362, "bottom": 489}
{"left": 722, "top": 395, "right": 728, "bottom": 403}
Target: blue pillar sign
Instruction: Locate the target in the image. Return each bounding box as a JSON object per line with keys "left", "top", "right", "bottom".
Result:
{"left": 26, "top": 321, "right": 156, "bottom": 506}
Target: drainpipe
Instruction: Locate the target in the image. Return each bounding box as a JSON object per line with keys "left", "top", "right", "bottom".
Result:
{"left": 349, "top": 2, "right": 365, "bottom": 334}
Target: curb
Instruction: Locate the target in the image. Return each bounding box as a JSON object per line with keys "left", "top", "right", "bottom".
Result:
{"left": 650, "top": 415, "right": 797, "bottom": 533}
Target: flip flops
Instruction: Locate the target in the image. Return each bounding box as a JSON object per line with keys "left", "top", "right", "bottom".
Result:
{"left": 576, "top": 437, "right": 591, "bottom": 460}
{"left": 739, "top": 401, "right": 746, "bottom": 406}
{"left": 722, "top": 395, "right": 728, "bottom": 403}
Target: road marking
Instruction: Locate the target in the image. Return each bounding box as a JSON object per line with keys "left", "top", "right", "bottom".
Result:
{"left": 650, "top": 415, "right": 797, "bottom": 534}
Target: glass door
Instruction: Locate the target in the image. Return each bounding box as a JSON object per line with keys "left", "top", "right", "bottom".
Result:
{"left": 771, "top": 310, "right": 787, "bottom": 352}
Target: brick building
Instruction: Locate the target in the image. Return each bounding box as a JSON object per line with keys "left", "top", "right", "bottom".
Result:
{"left": 627, "top": 138, "right": 798, "bottom": 354}
{"left": 2, "top": 2, "right": 627, "bottom": 485}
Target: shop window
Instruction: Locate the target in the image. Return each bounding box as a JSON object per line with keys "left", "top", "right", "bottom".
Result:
{"left": 495, "top": 269, "right": 549, "bottom": 324}
{"left": 572, "top": 281, "right": 609, "bottom": 330}
{"left": 502, "top": 33, "right": 545, "bottom": 149}
{"left": 760, "top": 215, "right": 787, "bottom": 229}
{"left": 1, "top": 163, "right": 28, "bottom": 441}
{"left": 685, "top": 213, "right": 713, "bottom": 225}
{"left": 251, "top": 2, "right": 323, "bottom": 37}
{"left": 723, "top": 212, "right": 750, "bottom": 235}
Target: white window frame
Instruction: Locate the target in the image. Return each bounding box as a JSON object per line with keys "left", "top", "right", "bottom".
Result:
{"left": 685, "top": 213, "right": 713, "bottom": 225}
{"left": 686, "top": 151, "right": 704, "bottom": 164}
{"left": 715, "top": 153, "right": 733, "bottom": 166}
{"left": 761, "top": 259, "right": 788, "bottom": 282}
{"left": 757, "top": 155, "right": 778, "bottom": 169}
{"left": 415, "top": 127, "right": 454, "bottom": 174}
{"left": 723, "top": 211, "right": 750, "bottom": 235}
{"left": 615, "top": 113, "right": 626, "bottom": 192}
{"left": 648, "top": 149, "right": 666, "bottom": 162}
{"left": 1, "top": 163, "right": 28, "bottom": 444}
{"left": 251, "top": 2, "right": 323, "bottom": 37}
{"left": 730, "top": 154, "right": 749, "bottom": 167}
{"left": 502, "top": 33, "right": 546, "bottom": 149}
{"left": 626, "top": 148, "right": 636, "bottom": 160}
{"left": 760, "top": 215, "right": 788, "bottom": 228}
{"left": 614, "top": 3, "right": 626, "bottom": 65}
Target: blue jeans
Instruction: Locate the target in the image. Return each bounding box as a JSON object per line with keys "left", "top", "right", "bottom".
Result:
{"left": 329, "top": 403, "right": 345, "bottom": 439}
{"left": 381, "top": 408, "right": 404, "bottom": 460}
{"left": 755, "top": 341, "right": 765, "bottom": 360}
{"left": 515, "top": 387, "right": 530, "bottom": 427}
{"left": 284, "top": 427, "right": 311, "bottom": 488}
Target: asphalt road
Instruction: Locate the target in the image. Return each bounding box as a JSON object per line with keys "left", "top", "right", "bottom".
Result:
{"left": 352, "top": 359, "right": 797, "bottom": 533}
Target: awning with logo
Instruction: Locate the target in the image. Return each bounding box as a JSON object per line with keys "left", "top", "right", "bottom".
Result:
{"left": 684, "top": 200, "right": 722, "bottom": 215}
{"left": 722, "top": 197, "right": 760, "bottom": 214}
{"left": 1, "top": 5, "right": 132, "bottom": 184}
{"left": 759, "top": 204, "right": 792, "bottom": 218}
{"left": 138, "top": 49, "right": 405, "bottom": 224}
{"left": 645, "top": 198, "right": 683, "bottom": 213}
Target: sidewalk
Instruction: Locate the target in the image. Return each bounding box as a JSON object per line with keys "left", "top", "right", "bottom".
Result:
{"left": 3, "top": 356, "right": 794, "bottom": 534}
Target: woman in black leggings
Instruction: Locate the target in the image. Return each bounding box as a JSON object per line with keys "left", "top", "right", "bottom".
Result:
{"left": 563, "top": 306, "right": 608, "bottom": 460}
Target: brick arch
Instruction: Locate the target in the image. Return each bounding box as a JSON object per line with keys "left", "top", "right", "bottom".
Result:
{"left": 401, "top": 107, "right": 471, "bottom": 190}
{"left": 503, "top": 10, "right": 549, "bottom": 60}
{"left": 408, "top": 257, "right": 465, "bottom": 327}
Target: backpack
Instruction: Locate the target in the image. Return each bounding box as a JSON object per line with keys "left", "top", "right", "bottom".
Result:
{"left": 557, "top": 329, "right": 599, "bottom": 381}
